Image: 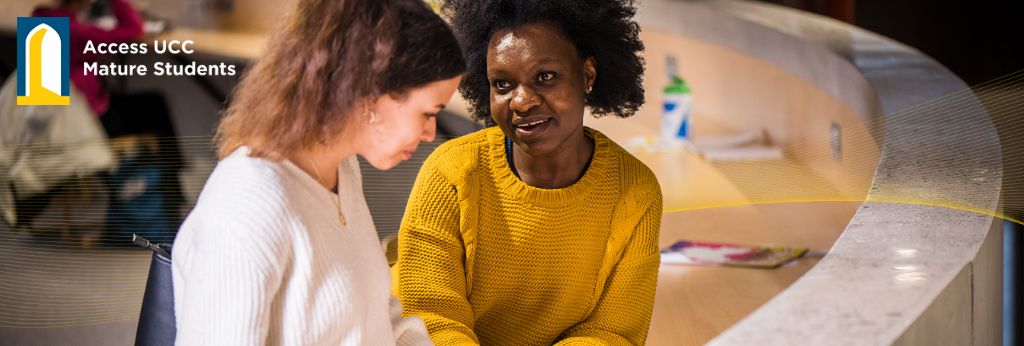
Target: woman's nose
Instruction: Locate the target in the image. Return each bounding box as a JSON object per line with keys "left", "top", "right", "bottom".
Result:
{"left": 510, "top": 86, "right": 540, "bottom": 114}
{"left": 421, "top": 117, "right": 437, "bottom": 142}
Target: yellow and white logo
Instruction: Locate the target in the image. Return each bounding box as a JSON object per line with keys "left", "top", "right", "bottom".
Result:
{"left": 16, "top": 17, "right": 71, "bottom": 106}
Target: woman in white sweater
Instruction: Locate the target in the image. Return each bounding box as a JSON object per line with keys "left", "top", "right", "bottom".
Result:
{"left": 170, "top": 0, "right": 465, "bottom": 344}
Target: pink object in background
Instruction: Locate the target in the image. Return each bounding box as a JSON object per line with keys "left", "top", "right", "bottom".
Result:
{"left": 660, "top": 240, "right": 808, "bottom": 268}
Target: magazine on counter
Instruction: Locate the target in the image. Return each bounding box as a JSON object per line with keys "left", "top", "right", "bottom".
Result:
{"left": 660, "top": 240, "right": 808, "bottom": 268}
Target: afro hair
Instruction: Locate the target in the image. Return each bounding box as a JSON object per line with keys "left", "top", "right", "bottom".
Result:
{"left": 441, "top": 0, "right": 646, "bottom": 120}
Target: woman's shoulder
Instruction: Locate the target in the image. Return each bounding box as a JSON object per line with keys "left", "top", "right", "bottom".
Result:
{"left": 589, "top": 128, "right": 661, "bottom": 197}
{"left": 186, "top": 148, "right": 298, "bottom": 230}
{"left": 208, "top": 147, "right": 296, "bottom": 193}
{"left": 421, "top": 126, "right": 502, "bottom": 179}
{"left": 174, "top": 148, "right": 304, "bottom": 270}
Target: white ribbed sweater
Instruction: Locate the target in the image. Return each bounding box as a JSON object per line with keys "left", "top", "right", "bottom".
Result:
{"left": 172, "top": 147, "right": 431, "bottom": 345}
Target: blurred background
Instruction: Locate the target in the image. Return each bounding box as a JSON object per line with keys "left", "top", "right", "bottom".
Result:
{"left": 0, "top": 0, "right": 1019, "bottom": 345}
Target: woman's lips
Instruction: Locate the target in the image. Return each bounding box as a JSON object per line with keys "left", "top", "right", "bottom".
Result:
{"left": 513, "top": 117, "right": 553, "bottom": 139}
{"left": 401, "top": 144, "right": 421, "bottom": 160}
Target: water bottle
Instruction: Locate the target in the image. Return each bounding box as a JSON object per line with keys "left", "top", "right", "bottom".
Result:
{"left": 661, "top": 56, "right": 693, "bottom": 148}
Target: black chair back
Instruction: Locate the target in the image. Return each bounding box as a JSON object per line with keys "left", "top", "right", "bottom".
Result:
{"left": 134, "top": 236, "right": 176, "bottom": 346}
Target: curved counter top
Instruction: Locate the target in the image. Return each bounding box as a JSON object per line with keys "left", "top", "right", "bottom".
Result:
{"left": 630, "top": 0, "right": 1002, "bottom": 344}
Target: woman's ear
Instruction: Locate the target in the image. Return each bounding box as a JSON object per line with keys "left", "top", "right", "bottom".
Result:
{"left": 583, "top": 57, "right": 597, "bottom": 93}
{"left": 360, "top": 97, "right": 381, "bottom": 121}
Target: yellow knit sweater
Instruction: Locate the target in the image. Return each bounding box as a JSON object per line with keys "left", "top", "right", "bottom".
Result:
{"left": 392, "top": 126, "right": 662, "bottom": 345}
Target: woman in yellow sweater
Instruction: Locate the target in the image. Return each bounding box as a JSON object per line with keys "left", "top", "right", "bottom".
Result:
{"left": 393, "top": 0, "right": 661, "bottom": 344}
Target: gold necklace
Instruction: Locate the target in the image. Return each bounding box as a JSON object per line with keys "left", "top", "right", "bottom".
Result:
{"left": 308, "top": 157, "right": 347, "bottom": 226}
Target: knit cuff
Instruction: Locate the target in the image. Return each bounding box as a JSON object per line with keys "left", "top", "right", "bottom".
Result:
{"left": 395, "top": 316, "right": 433, "bottom": 346}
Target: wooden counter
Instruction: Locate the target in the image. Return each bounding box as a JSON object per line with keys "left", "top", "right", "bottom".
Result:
{"left": 585, "top": 26, "right": 880, "bottom": 344}
{"left": 648, "top": 202, "right": 858, "bottom": 345}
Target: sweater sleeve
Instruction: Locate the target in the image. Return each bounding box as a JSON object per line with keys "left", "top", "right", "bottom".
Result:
{"left": 390, "top": 295, "right": 435, "bottom": 346}
{"left": 173, "top": 205, "right": 291, "bottom": 345}
{"left": 555, "top": 190, "right": 663, "bottom": 345}
{"left": 392, "top": 163, "right": 480, "bottom": 345}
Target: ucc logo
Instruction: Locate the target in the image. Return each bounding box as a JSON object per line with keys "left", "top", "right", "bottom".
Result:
{"left": 16, "top": 17, "right": 71, "bottom": 106}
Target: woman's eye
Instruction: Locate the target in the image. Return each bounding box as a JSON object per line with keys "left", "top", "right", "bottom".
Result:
{"left": 538, "top": 72, "right": 556, "bottom": 82}
{"left": 493, "top": 80, "right": 512, "bottom": 91}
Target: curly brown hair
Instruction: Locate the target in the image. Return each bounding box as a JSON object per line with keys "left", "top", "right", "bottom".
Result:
{"left": 217, "top": 0, "right": 466, "bottom": 159}
{"left": 441, "top": 0, "right": 645, "bottom": 121}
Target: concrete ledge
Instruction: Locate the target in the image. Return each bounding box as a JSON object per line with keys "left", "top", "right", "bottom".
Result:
{"left": 637, "top": 1, "right": 1003, "bottom": 344}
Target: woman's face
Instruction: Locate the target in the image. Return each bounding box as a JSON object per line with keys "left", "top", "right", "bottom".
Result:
{"left": 486, "top": 22, "right": 595, "bottom": 156}
{"left": 358, "top": 76, "right": 462, "bottom": 170}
